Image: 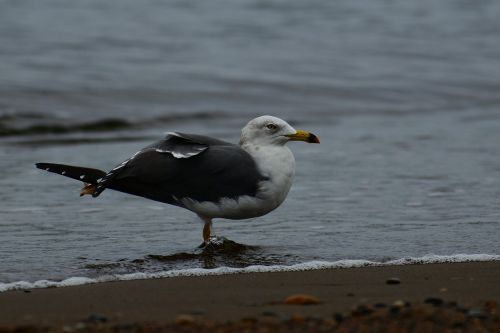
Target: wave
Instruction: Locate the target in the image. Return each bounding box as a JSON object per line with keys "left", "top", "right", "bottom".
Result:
{"left": 0, "top": 118, "right": 131, "bottom": 136}
{"left": 0, "top": 111, "right": 226, "bottom": 137}
{"left": 1, "top": 253, "right": 499, "bottom": 293}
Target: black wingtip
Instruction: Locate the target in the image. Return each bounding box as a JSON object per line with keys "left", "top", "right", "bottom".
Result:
{"left": 36, "top": 162, "right": 56, "bottom": 171}
{"left": 34, "top": 163, "right": 107, "bottom": 184}
{"left": 35, "top": 162, "right": 50, "bottom": 170}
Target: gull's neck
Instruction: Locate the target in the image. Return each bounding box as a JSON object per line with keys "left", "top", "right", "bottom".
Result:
{"left": 240, "top": 141, "right": 294, "bottom": 172}
{"left": 240, "top": 141, "right": 296, "bottom": 206}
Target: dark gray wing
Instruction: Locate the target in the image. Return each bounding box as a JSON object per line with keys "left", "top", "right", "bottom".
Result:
{"left": 93, "top": 133, "right": 214, "bottom": 196}
{"left": 94, "top": 133, "right": 267, "bottom": 205}
{"left": 144, "top": 132, "right": 231, "bottom": 158}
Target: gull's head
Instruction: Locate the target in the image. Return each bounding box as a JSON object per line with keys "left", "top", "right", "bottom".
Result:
{"left": 240, "top": 115, "right": 320, "bottom": 146}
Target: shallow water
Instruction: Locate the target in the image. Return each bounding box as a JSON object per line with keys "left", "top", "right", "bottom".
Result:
{"left": 1, "top": 0, "right": 500, "bottom": 286}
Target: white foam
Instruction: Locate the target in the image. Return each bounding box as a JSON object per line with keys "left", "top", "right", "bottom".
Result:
{"left": 1, "top": 253, "right": 499, "bottom": 293}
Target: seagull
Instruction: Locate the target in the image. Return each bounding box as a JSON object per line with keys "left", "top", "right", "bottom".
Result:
{"left": 36, "top": 115, "right": 320, "bottom": 244}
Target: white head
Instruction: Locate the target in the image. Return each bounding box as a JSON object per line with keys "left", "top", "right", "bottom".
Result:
{"left": 239, "top": 115, "right": 320, "bottom": 146}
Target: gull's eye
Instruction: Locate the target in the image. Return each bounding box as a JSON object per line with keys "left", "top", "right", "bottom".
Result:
{"left": 266, "top": 123, "right": 278, "bottom": 130}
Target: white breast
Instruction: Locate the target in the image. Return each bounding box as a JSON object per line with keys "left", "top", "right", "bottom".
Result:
{"left": 181, "top": 144, "right": 296, "bottom": 220}
{"left": 246, "top": 144, "right": 296, "bottom": 209}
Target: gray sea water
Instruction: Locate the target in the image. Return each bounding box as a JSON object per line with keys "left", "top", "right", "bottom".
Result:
{"left": 1, "top": 0, "right": 500, "bottom": 286}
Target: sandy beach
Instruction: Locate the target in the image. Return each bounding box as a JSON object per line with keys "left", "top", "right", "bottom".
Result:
{"left": 0, "top": 261, "right": 499, "bottom": 331}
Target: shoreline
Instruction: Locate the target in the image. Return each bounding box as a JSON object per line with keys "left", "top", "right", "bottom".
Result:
{"left": 0, "top": 261, "right": 499, "bottom": 328}
{"left": 2, "top": 253, "right": 499, "bottom": 293}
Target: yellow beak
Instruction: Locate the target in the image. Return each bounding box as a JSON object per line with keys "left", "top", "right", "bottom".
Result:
{"left": 285, "top": 130, "right": 320, "bottom": 143}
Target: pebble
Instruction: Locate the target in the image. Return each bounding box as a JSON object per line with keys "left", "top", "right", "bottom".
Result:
{"left": 386, "top": 277, "right": 401, "bottom": 285}
{"left": 284, "top": 294, "right": 320, "bottom": 305}
{"left": 467, "top": 308, "right": 486, "bottom": 319}
{"left": 189, "top": 309, "right": 206, "bottom": 315}
{"left": 85, "top": 314, "right": 108, "bottom": 324}
{"left": 74, "top": 323, "right": 86, "bottom": 330}
{"left": 392, "top": 300, "right": 405, "bottom": 307}
{"left": 261, "top": 311, "right": 277, "bottom": 317}
{"left": 289, "top": 313, "right": 305, "bottom": 324}
{"left": 240, "top": 317, "right": 258, "bottom": 324}
{"left": 175, "top": 314, "right": 196, "bottom": 325}
{"left": 352, "top": 304, "right": 373, "bottom": 316}
{"left": 62, "top": 326, "right": 74, "bottom": 333}
{"left": 62, "top": 323, "right": 86, "bottom": 332}
{"left": 333, "top": 313, "right": 344, "bottom": 323}
{"left": 484, "top": 300, "right": 498, "bottom": 312}
{"left": 424, "top": 297, "right": 444, "bottom": 306}
{"left": 447, "top": 301, "right": 458, "bottom": 308}
{"left": 389, "top": 306, "right": 401, "bottom": 315}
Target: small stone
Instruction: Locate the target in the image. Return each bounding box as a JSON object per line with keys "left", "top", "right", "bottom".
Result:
{"left": 289, "top": 313, "right": 305, "bottom": 324}
{"left": 467, "top": 308, "right": 486, "bottom": 319}
{"left": 175, "top": 314, "right": 196, "bottom": 325}
{"left": 484, "top": 300, "right": 498, "bottom": 312}
{"left": 261, "top": 311, "right": 277, "bottom": 317}
{"left": 85, "top": 314, "right": 108, "bottom": 324}
{"left": 333, "top": 313, "right": 344, "bottom": 323}
{"left": 189, "top": 309, "right": 206, "bottom": 315}
{"left": 374, "top": 302, "right": 387, "bottom": 308}
{"left": 352, "top": 304, "right": 373, "bottom": 316}
{"left": 321, "top": 319, "right": 336, "bottom": 329}
{"left": 424, "top": 297, "right": 444, "bottom": 306}
{"left": 113, "top": 324, "right": 139, "bottom": 331}
{"left": 240, "top": 317, "right": 258, "bottom": 325}
{"left": 62, "top": 326, "right": 74, "bottom": 333}
{"left": 284, "top": 294, "right": 320, "bottom": 305}
{"left": 74, "top": 322, "right": 86, "bottom": 330}
{"left": 389, "top": 306, "right": 401, "bottom": 315}
{"left": 393, "top": 300, "right": 405, "bottom": 307}
{"left": 386, "top": 277, "right": 401, "bottom": 285}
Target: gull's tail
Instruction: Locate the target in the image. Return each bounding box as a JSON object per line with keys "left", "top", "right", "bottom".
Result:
{"left": 35, "top": 163, "right": 106, "bottom": 196}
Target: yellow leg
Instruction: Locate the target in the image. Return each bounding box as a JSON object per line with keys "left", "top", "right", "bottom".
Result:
{"left": 203, "top": 221, "right": 212, "bottom": 243}
{"left": 80, "top": 183, "right": 96, "bottom": 197}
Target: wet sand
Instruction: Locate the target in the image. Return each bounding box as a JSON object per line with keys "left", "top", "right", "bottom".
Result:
{"left": 0, "top": 261, "right": 499, "bottom": 331}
